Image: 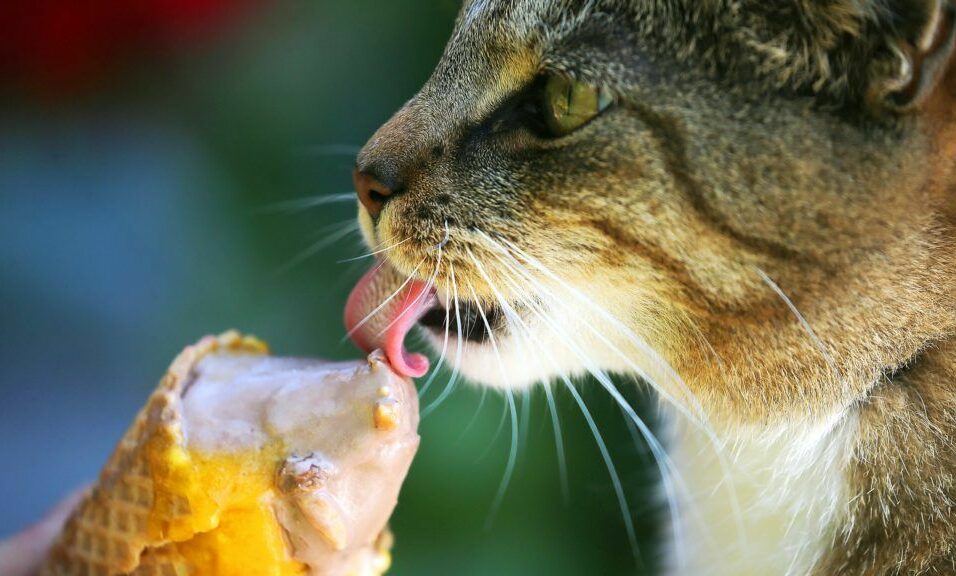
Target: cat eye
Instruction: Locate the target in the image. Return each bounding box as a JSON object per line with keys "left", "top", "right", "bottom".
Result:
{"left": 541, "top": 74, "right": 614, "bottom": 137}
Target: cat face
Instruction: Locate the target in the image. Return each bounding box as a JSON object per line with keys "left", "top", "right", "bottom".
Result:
{"left": 353, "top": 0, "right": 956, "bottom": 424}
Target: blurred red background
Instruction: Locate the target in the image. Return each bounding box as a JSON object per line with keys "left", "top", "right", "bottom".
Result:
{"left": 0, "top": 0, "right": 258, "bottom": 94}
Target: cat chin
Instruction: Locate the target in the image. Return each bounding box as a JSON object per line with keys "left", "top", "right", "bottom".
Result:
{"left": 419, "top": 317, "right": 618, "bottom": 391}
{"left": 420, "top": 329, "right": 561, "bottom": 389}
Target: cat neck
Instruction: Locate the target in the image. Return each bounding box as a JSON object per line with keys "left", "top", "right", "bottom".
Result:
{"left": 664, "top": 402, "right": 856, "bottom": 576}
{"left": 665, "top": 333, "right": 956, "bottom": 575}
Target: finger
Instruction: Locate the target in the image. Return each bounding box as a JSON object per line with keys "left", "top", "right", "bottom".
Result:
{"left": 0, "top": 487, "right": 89, "bottom": 576}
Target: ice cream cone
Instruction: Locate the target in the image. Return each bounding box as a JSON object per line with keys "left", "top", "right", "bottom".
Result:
{"left": 40, "top": 331, "right": 420, "bottom": 576}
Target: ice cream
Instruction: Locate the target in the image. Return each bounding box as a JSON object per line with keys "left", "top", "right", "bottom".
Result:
{"left": 40, "top": 332, "right": 420, "bottom": 576}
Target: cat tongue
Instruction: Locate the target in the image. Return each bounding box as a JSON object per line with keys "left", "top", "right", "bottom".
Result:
{"left": 345, "top": 263, "right": 435, "bottom": 378}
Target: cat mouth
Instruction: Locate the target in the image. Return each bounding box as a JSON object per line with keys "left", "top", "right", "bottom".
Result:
{"left": 417, "top": 295, "right": 505, "bottom": 344}
{"left": 344, "top": 261, "right": 508, "bottom": 378}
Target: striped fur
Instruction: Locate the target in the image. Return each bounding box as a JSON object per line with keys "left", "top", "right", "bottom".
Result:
{"left": 352, "top": 1, "right": 956, "bottom": 573}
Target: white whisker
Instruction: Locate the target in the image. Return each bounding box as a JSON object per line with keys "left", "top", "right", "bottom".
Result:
{"left": 419, "top": 285, "right": 452, "bottom": 398}
{"left": 467, "top": 244, "right": 570, "bottom": 502}
{"left": 479, "top": 253, "right": 644, "bottom": 566}
{"left": 256, "top": 192, "right": 356, "bottom": 214}
{"left": 519, "top": 389, "right": 531, "bottom": 454}
{"left": 474, "top": 396, "right": 509, "bottom": 462}
{"left": 485, "top": 388, "right": 519, "bottom": 530}
{"left": 481, "top": 233, "right": 743, "bottom": 550}
{"left": 338, "top": 237, "right": 411, "bottom": 263}
{"left": 273, "top": 221, "right": 359, "bottom": 276}
{"left": 467, "top": 279, "right": 519, "bottom": 529}
{"left": 422, "top": 265, "right": 464, "bottom": 418}
{"left": 459, "top": 386, "right": 490, "bottom": 441}
{"left": 493, "top": 235, "right": 706, "bottom": 420}
{"left": 342, "top": 257, "right": 426, "bottom": 341}
{"left": 480, "top": 239, "right": 693, "bottom": 568}
{"left": 542, "top": 382, "right": 570, "bottom": 503}
{"left": 370, "top": 243, "right": 442, "bottom": 341}
{"left": 756, "top": 267, "right": 840, "bottom": 383}
{"left": 565, "top": 380, "right": 645, "bottom": 570}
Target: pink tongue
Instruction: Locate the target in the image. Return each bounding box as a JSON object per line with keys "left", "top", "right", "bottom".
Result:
{"left": 344, "top": 263, "right": 435, "bottom": 378}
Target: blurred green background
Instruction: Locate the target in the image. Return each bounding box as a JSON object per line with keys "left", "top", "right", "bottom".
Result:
{"left": 0, "top": 1, "right": 661, "bottom": 573}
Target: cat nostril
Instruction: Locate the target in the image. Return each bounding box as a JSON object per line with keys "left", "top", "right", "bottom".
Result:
{"left": 369, "top": 189, "right": 389, "bottom": 206}
{"left": 353, "top": 169, "right": 399, "bottom": 219}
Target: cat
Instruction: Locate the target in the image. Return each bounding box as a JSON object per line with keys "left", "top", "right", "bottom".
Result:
{"left": 345, "top": 1, "right": 956, "bottom": 574}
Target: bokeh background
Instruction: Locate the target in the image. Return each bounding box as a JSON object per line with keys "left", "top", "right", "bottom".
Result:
{"left": 1, "top": 1, "right": 662, "bottom": 573}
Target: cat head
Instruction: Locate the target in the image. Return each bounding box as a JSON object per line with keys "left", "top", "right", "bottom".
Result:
{"left": 351, "top": 0, "right": 956, "bottom": 425}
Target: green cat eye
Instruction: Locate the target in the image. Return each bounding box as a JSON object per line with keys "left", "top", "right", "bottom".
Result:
{"left": 542, "top": 74, "right": 614, "bottom": 137}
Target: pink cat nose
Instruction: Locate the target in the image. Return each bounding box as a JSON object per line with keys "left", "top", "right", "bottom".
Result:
{"left": 354, "top": 169, "right": 401, "bottom": 219}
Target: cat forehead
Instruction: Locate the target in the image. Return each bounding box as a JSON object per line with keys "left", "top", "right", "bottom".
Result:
{"left": 454, "top": 0, "right": 556, "bottom": 43}
{"left": 447, "top": 0, "right": 897, "bottom": 109}
{"left": 454, "top": 0, "right": 883, "bottom": 35}
{"left": 453, "top": 0, "right": 619, "bottom": 44}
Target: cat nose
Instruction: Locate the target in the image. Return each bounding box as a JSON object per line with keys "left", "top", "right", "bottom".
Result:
{"left": 353, "top": 169, "right": 401, "bottom": 219}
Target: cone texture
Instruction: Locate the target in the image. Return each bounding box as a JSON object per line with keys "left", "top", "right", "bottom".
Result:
{"left": 40, "top": 332, "right": 397, "bottom": 576}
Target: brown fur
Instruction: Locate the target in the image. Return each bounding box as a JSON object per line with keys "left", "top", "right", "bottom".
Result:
{"left": 820, "top": 341, "right": 956, "bottom": 575}
{"left": 353, "top": 0, "right": 956, "bottom": 573}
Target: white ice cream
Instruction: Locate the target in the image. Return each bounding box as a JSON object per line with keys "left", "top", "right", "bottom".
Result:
{"left": 181, "top": 350, "right": 420, "bottom": 576}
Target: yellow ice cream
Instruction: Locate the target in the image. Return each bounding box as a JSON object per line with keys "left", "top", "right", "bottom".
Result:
{"left": 139, "top": 445, "right": 306, "bottom": 576}
{"left": 41, "top": 332, "right": 418, "bottom": 576}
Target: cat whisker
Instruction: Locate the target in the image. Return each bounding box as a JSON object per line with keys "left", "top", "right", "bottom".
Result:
{"left": 256, "top": 192, "right": 356, "bottom": 215}
{"left": 273, "top": 220, "right": 360, "bottom": 276}
{"left": 485, "top": 254, "right": 645, "bottom": 568}
{"left": 473, "top": 395, "right": 509, "bottom": 462}
{"left": 419, "top": 284, "right": 452, "bottom": 399}
{"left": 526, "top": 300, "right": 672, "bottom": 569}
{"left": 466, "top": 245, "right": 569, "bottom": 502}
{"left": 467, "top": 279, "right": 520, "bottom": 529}
{"left": 519, "top": 386, "right": 531, "bottom": 454}
{"left": 500, "top": 288, "right": 570, "bottom": 501}
{"left": 566, "top": 381, "right": 645, "bottom": 570}
{"left": 756, "top": 267, "right": 841, "bottom": 384}
{"left": 492, "top": 235, "right": 706, "bottom": 420}
{"left": 496, "top": 253, "right": 748, "bottom": 546}
{"left": 620, "top": 406, "right": 653, "bottom": 469}
{"left": 434, "top": 220, "right": 451, "bottom": 252}
{"left": 481, "top": 232, "right": 744, "bottom": 546}
{"left": 371, "top": 243, "right": 443, "bottom": 341}
{"left": 477, "top": 238, "right": 698, "bottom": 569}
{"left": 422, "top": 265, "right": 464, "bottom": 418}
{"left": 338, "top": 237, "right": 411, "bottom": 263}
{"left": 457, "top": 386, "right": 490, "bottom": 442}
{"left": 542, "top": 381, "right": 570, "bottom": 504}
{"left": 342, "top": 257, "right": 426, "bottom": 342}
{"left": 506, "top": 310, "right": 568, "bottom": 503}
{"left": 490, "top": 384, "right": 519, "bottom": 529}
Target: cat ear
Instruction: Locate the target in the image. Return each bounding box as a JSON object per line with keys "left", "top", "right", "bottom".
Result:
{"left": 870, "top": 0, "right": 955, "bottom": 112}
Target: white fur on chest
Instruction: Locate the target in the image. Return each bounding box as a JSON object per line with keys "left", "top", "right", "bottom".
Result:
{"left": 664, "top": 410, "right": 857, "bottom": 576}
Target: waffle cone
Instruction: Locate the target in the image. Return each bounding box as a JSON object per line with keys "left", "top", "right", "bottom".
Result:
{"left": 40, "top": 332, "right": 407, "bottom": 576}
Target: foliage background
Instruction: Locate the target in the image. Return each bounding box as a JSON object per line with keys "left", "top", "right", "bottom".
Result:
{"left": 1, "top": 2, "right": 661, "bottom": 573}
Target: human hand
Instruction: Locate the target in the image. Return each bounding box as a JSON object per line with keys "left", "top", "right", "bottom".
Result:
{"left": 0, "top": 489, "right": 87, "bottom": 576}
